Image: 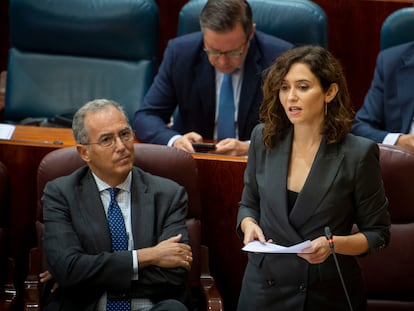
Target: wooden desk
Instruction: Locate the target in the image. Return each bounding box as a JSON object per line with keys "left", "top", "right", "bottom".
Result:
{"left": 0, "top": 125, "right": 247, "bottom": 311}
{"left": 0, "top": 126, "right": 75, "bottom": 306}
{"left": 192, "top": 153, "right": 247, "bottom": 311}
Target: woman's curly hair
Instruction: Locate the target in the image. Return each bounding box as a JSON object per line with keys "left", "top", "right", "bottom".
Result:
{"left": 260, "top": 45, "right": 354, "bottom": 148}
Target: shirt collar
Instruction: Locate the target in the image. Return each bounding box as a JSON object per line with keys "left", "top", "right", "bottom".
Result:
{"left": 92, "top": 171, "right": 132, "bottom": 193}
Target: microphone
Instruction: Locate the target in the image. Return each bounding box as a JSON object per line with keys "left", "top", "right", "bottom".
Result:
{"left": 324, "top": 226, "right": 353, "bottom": 311}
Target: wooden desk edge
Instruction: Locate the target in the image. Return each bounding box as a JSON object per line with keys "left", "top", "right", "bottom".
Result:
{"left": 3, "top": 125, "right": 248, "bottom": 162}
{"left": 191, "top": 152, "right": 247, "bottom": 163}
{"left": 1, "top": 125, "right": 75, "bottom": 147}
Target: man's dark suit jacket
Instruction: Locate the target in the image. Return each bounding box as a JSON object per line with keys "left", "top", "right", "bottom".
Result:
{"left": 236, "top": 125, "right": 391, "bottom": 310}
{"left": 133, "top": 31, "right": 293, "bottom": 144}
{"left": 43, "top": 166, "right": 190, "bottom": 311}
{"left": 352, "top": 41, "right": 414, "bottom": 142}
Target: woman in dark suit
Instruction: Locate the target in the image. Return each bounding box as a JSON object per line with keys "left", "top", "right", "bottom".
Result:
{"left": 237, "top": 46, "right": 391, "bottom": 311}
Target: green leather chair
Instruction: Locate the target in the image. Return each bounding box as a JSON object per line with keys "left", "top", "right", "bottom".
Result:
{"left": 381, "top": 7, "right": 414, "bottom": 50}
{"left": 177, "top": 0, "right": 328, "bottom": 47}
{"left": 24, "top": 144, "right": 223, "bottom": 310}
{"left": 5, "top": 0, "right": 159, "bottom": 124}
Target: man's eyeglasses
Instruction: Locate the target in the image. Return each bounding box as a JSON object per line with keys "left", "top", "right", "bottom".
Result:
{"left": 204, "top": 48, "right": 245, "bottom": 58}
{"left": 203, "top": 39, "right": 249, "bottom": 58}
{"left": 83, "top": 128, "right": 134, "bottom": 148}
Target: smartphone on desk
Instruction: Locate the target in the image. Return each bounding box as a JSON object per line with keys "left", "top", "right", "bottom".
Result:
{"left": 192, "top": 142, "right": 216, "bottom": 153}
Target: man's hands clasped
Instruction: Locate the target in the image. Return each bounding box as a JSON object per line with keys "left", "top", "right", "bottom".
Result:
{"left": 150, "top": 234, "right": 193, "bottom": 271}
{"left": 39, "top": 233, "right": 193, "bottom": 294}
{"left": 173, "top": 132, "right": 249, "bottom": 156}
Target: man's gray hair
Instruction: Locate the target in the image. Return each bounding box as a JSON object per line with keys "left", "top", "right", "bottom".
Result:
{"left": 72, "top": 99, "right": 128, "bottom": 144}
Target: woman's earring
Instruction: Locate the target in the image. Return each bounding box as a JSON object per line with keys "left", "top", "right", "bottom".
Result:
{"left": 325, "top": 102, "right": 328, "bottom": 116}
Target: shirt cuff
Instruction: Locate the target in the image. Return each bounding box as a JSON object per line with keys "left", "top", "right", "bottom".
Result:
{"left": 132, "top": 250, "right": 138, "bottom": 277}
{"left": 167, "top": 135, "right": 182, "bottom": 147}
{"left": 382, "top": 133, "right": 401, "bottom": 145}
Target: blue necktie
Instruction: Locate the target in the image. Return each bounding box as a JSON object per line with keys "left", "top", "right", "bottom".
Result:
{"left": 107, "top": 188, "right": 131, "bottom": 311}
{"left": 217, "top": 73, "right": 235, "bottom": 140}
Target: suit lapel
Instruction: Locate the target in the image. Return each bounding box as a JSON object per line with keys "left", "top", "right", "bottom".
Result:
{"left": 397, "top": 47, "right": 414, "bottom": 133}
{"left": 194, "top": 52, "right": 216, "bottom": 138}
{"left": 77, "top": 168, "right": 155, "bottom": 252}
{"left": 269, "top": 132, "right": 290, "bottom": 219}
{"left": 289, "top": 140, "right": 344, "bottom": 229}
{"left": 77, "top": 171, "right": 112, "bottom": 252}
{"left": 130, "top": 168, "right": 155, "bottom": 248}
{"left": 259, "top": 130, "right": 303, "bottom": 243}
{"left": 238, "top": 38, "right": 262, "bottom": 137}
{"left": 193, "top": 35, "right": 265, "bottom": 139}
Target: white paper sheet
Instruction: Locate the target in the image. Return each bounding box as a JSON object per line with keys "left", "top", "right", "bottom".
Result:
{"left": 0, "top": 124, "right": 15, "bottom": 139}
{"left": 242, "top": 240, "right": 312, "bottom": 253}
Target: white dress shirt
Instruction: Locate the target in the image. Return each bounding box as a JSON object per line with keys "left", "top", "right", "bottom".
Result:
{"left": 93, "top": 172, "right": 153, "bottom": 311}
{"left": 382, "top": 117, "right": 414, "bottom": 145}
{"left": 168, "top": 67, "right": 244, "bottom": 146}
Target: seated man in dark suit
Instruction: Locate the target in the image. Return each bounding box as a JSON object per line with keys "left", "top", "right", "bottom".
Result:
{"left": 133, "top": 0, "right": 292, "bottom": 156}
{"left": 42, "top": 99, "right": 193, "bottom": 311}
{"left": 352, "top": 41, "right": 414, "bottom": 152}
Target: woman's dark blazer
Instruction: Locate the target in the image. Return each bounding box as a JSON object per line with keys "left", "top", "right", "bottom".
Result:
{"left": 237, "top": 125, "right": 390, "bottom": 310}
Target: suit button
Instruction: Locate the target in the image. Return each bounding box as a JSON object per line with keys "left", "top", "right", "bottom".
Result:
{"left": 266, "top": 279, "right": 275, "bottom": 286}
{"left": 299, "top": 283, "right": 306, "bottom": 292}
